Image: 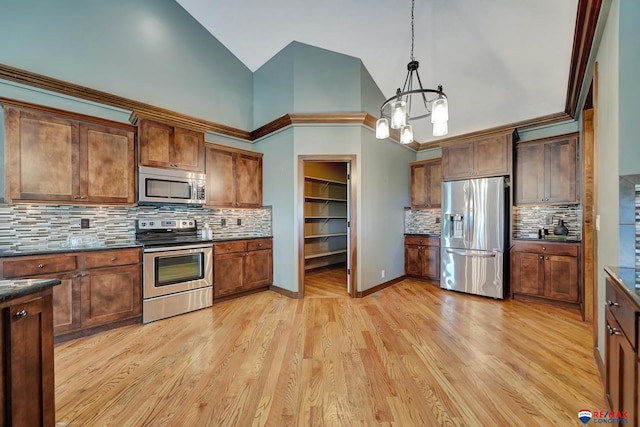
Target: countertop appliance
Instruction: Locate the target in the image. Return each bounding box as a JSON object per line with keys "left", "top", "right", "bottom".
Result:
{"left": 441, "top": 177, "right": 507, "bottom": 299}
{"left": 136, "top": 218, "right": 212, "bottom": 323}
{"left": 138, "top": 166, "right": 206, "bottom": 206}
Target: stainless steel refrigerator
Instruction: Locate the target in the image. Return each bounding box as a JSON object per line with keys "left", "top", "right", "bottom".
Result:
{"left": 440, "top": 177, "right": 506, "bottom": 299}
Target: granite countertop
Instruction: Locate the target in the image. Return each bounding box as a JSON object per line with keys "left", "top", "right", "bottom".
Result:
{"left": 0, "top": 278, "right": 61, "bottom": 302}
{"left": 404, "top": 233, "right": 441, "bottom": 237}
{"left": 604, "top": 266, "right": 640, "bottom": 308}
{"left": 212, "top": 235, "right": 273, "bottom": 242}
{"left": 512, "top": 236, "right": 582, "bottom": 243}
{"left": 0, "top": 242, "right": 142, "bottom": 258}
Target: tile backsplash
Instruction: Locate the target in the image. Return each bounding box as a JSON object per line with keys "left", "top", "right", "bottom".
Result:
{"left": 512, "top": 205, "right": 582, "bottom": 239}
{"left": 404, "top": 208, "right": 441, "bottom": 235}
{"left": 0, "top": 204, "right": 272, "bottom": 251}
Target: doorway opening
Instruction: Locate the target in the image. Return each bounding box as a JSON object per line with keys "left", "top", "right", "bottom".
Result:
{"left": 298, "top": 156, "right": 357, "bottom": 297}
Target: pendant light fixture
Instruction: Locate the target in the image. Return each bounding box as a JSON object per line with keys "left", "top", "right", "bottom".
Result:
{"left": 375, "top": 0, "right": 449, "bottom": 143}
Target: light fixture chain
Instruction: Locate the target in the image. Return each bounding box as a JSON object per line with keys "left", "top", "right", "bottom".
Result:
{"left": 410, "top": 0, "right": 415, "bottom": 61}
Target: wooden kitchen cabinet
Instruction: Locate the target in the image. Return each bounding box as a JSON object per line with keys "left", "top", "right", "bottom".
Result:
{"left": 138, "top": 119, "right": 205, "bottom": 172}
{"left": 511, "top": 241, "right": 580, "bottom": 308}
{"left": 205, "top": 144, "right": 263, "bottom": 208}
{"left": 4, "top": 104, "right": 136, "bottom": 205}
{"left": 0, "top": 288, "right": 55, "bottom": 427}
{"left": 0, "top": 247, "right": 142, "bottom": 341}
{"left": 213, "top": 238, "right": 273, "bottom": 300}
{"left": 404, "top": 235, "right": 440, "bottom": 281}
{"left": 603, "top": 275, "right": 638, "bottom": 426}
{"left": 515, "top": 133, "right": 579, "bottom": 205}
{"left": 410, "top": 159, "right": 442, "bottom": 209}
{"left": 442, "top": 132, "right": 512, "bottom": 181}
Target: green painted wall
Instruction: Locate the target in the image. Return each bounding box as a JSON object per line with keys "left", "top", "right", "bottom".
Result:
{"left": 0, "top": 0, "right": 253, "bottom": 131}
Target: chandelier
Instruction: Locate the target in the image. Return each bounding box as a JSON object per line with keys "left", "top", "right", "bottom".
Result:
{"left": 375, "top": 0, "right": 449, "bottom": 144}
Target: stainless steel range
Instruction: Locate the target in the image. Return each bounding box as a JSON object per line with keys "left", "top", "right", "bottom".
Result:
{"left": 136, "top": 218, "right": 212, "bottom": 323}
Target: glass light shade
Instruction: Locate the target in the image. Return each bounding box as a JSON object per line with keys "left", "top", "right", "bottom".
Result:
{"left": 375, "top": 117, "right": 390, "bottom": 139}
{"left": 431, "top": 95, "right": 449, "bottom": 124}
{"left": 400, "top": 124, "right": 413, "bottom": 144}
{"left": 432, "top": 121, "right": 448, "bottom": 137}
{"left": 390, "top": 100, "right": 407, "bottom": 129}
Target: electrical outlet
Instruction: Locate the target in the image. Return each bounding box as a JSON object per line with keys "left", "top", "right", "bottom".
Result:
{"left": 545, "top": 215, "right": 553, "bottom": 225}
{"left": 80, "top": 218, "right": 90, "bottom": 229}
{"left": 435, "top": 217, "right": 441, "bottom": 224}
{"left": 381, "top": 270, "right": 385, "bottom": 279}
{"left": 237, "top": 218, "right": 242, "bottom": 226}
{"left": 221, "top": 218, "right": 226, "bottom": 226}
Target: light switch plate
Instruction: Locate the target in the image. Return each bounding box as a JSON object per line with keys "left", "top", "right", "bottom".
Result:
{"left": 596, "top": 214, "right": 600, "bottom": 231}
{"left": 545, "top": 215, "right": 553, "bottom": 225}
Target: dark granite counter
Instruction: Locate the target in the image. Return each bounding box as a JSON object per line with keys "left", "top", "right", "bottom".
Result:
{"left": 604, "top": 266, "right": 640, "bottom": 308}
{"left": 404, "top": 233, "right": 441, "bottom": 237}
{"left": 0, "top": 242, "right": 142, "bottom": 258}
{"left": 0, "top": 278, "right": 61, "bottom": 302}
{"left": 212, "top": 235, "right": 273, "bottom": 242}
{"left": 512, "top": 237, "right": 581, "bottom": 243}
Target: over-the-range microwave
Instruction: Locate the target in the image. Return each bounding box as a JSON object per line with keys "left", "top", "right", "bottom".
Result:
{"left": 138, "top": 166, "right": 206, "bottom": 206}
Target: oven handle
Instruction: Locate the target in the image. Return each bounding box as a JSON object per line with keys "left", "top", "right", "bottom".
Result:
{"left": 143, "top": 244, "right": 213, "bottom": 253}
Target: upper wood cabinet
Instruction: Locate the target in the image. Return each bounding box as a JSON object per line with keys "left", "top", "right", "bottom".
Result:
{"left": 4, "top": 105, "right": 136, "bottom": 205}
{"left": 410, "top": 159, "right": 441, "bottom": 209}
{"left": 205, "top": 144, "right": 263, "bottom": 208}
{"left": 138, "top": 119, "right": 205, "bottom": 172}
{"left": 442, "top": 133, "right": 512, "bottom": 181}
{"left": 514, "top": 133, "right": 579, "bottom": 205}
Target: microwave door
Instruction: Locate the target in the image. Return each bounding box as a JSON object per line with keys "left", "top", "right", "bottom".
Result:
{"left": 169, "top": 181, "right": 192, "bottom": 199}
{"left": 146, "top": 179, "right": 171, "bottom": 198}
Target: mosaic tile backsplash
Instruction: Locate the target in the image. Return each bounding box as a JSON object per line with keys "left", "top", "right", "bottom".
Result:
{"left": 404, "top": 208, "right": 441, "bottom": 235}
{"left": 512, "top": 205, "right": 582, "bottom": 239}
{"left": 0, "top": 204, "right": 272, "bottom": 251}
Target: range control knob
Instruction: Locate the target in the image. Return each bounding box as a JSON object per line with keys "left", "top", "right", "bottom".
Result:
{"left": 149, "top": 221, "right": 155, "bottom": 226}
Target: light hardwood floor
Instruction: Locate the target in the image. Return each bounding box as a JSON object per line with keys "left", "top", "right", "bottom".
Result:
{"left": 54, "top": 277, "right": 606, "bottom": 426}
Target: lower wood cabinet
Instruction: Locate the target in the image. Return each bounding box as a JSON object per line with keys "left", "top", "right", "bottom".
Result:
{"left": 511, "top": 241, "right": 580, "bottom": 309}
{"left": 0, "top": 247, "right": 142, "bottom": 340}
{"left": 213, "top": 238, "right": 273, "bottom": 299}
{"left": 603, "top": 275, "right": 638, "bottom": 426}
{"left": 404, "top": 235, "right": 440, "bottom": 281}
{"left": 0, "top": 288, "right": 55, "bottom": 427}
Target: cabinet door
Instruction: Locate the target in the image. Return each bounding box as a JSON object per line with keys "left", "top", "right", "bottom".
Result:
{"left": 404, "top": 245, "right": 422, "bottom": 277}
{"left": 235, "top": 153, "right": 262, "bottom": 207}
{"left": 80, "top": 264, "right": 141, "bottom": 328}
{"left": 545, "top": 137, "right": 578, "bottom": 203}
{"left": 214, "top": 253, "right": 245, "bottom": 297}
{"left": 410, "top": 163, "right": 430, "bottom": 208}
{"left": 512, "top": 252, "right": 545, "bottom": 296}
{"left": 139, "top": 119, "right": 174, "bottom": 168}
{"left": 544, "top": 255, "right": 579, "bottom": 302}
{"left": 442, "top": 142, "right": 474, "bottom": 180}
{"left": 474, "top": 135, "right": 510, "bottom": 177}
{"left": 52, "top": 273, "right": 82, "bottom": 336}
{"left": 605, "top": 310, "right": 636, "bottom": 424}
{"left": 206, "top": 147, "right": 235, "bottom": 207}
{"left": 173, "top": 127, "right": 205, "bottom": 172}
{"left": 3, "top": 292, "right": 55, "bottom": 427}
{"left": 5, "top": 107, "right": 79, "bottom": 203}
{"left": 515, "top": 143, "right": 545, "bottom": 204}
{"left": 429, "top": 163, "right": 442, "bottom": 208}
{"left": 80, "top": 123, "right": 136, "bottom": 204}
{"left": 422, "top": 245, "right": 440, "bottom": 280}
{"left": 244, "top": 249, "right": 273, "bottom": 290}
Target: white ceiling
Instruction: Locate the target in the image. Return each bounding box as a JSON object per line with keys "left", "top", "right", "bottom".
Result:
{"left": 176, "top": 0, "right": 579, "bottom": 144}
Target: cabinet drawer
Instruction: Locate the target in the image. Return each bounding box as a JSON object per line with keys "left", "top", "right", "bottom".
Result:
{"left": 511, "top": 241, "right": 579, "bottom": 257}
{"left": 214, "top": 241, "right": 246, "bottom": 254}
{"left": 247, "top": 239, "right": 272, "bottom": 251}
{"left": 84, "top": 248, "right": 141, "bottom": 269}
{"left": 2, "top": 255, "right": 77, "bottom": 278}
{"left": 405, "top": 235, "right": 440, "bottom": 246}
{"left": 606, "top": 277, "right": 638, "bottom": 349}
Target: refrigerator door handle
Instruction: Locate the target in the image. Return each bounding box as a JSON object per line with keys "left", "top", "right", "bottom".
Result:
{"left": 445, "top": 249, "right": 497, "bottom": 258}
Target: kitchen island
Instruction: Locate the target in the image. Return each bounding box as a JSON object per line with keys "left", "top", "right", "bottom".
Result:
{"left": 0, "top": 278, "right": 60, "bottom": 427}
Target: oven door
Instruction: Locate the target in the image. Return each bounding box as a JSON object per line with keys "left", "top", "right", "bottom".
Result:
{"left": 143, "top": 244, "right": 212, "bottom": 299}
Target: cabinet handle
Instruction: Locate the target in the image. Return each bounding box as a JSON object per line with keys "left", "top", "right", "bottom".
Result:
{"left": 15, "top": 309, "right": 28, "bottom": 318}
{"left": 38, "top": 263, "right": 45, "bottom": 268}
{"left": 607, "top": 325, "right": 622, "bottom": 336}
{"left": 607, "top": 300, "right": 620, "bottom": 307}
{"left": 73, "top": 273, "right": 82, "bottom": 278}
{"left": 74, "top": 195, "right": 81, "bottom": 199}
{"left": 80, "top": 196, "right": 87, "bottom": 199}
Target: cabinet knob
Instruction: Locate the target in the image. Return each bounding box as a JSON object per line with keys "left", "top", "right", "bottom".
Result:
{"left": 111, "top": 257, "right": 117, "bottom": 261}
{"left": 38, "top": 263, "right": 45, "bottom": 268}
{"left": 74, "top": 195, "right": 81, "bottom": 199}
{"left": 545, "top": 256, "right": 549, "bottom": 260}
{"left": 15, "top": 309, "right": 28, "bottom": 318}
{"left": 542, "top": 247, "right": 546, "bottom": 251}
{"left": 607, "top": 325, "right": 622, "bottom": 336}
{"left": 607, "top": 300, "right": 620, "bottom": 307}
{"left": 258, "top": 243, "right": 263, "bottom": 247}
{"left": 539, "top": 256, "right": 544, "bottom": 260}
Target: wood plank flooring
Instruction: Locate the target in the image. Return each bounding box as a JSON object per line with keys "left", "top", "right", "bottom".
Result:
{"left": 54, "top": 276, "right": 606, "bottom": 426}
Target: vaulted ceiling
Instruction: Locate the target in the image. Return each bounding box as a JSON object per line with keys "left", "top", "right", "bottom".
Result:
{"left": 176, "top": 0, "right": 583, "bottom": 145}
